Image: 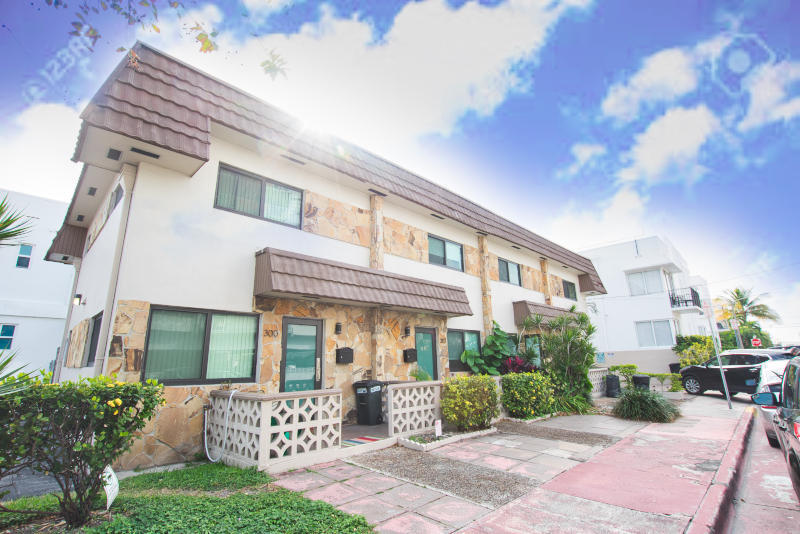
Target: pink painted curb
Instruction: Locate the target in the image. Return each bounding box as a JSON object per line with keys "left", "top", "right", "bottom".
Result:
{"left": 686, "top": 408, "right": 754, "bottom": 534}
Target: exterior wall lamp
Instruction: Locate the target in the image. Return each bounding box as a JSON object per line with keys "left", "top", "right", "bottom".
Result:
{"left": 404, "top": 326, "right": 411, "bottom": 337}
{"left": 334, "top": 322, "right": 342, "bottom": 335}
{"left": 73, "top": 294, "right": 85, "bottom": 306}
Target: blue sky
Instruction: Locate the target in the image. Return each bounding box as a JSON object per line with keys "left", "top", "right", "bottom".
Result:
{"left": 1, "top": 0, "right": 799, "bottom": 339}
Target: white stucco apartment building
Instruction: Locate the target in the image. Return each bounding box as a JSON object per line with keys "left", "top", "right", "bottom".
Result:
{"left": 0, "top": 190, "right": 73, "bottom": 373}
{"left": 581, "top": 236, "right": 717, "bottom": 373}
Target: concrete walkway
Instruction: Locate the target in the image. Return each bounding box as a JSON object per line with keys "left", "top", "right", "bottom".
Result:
{"left": 275, "top": 395, "right": 750, "bottom": 533}
{"left": 727, "top": 410, "right": 800, "bottom": 533}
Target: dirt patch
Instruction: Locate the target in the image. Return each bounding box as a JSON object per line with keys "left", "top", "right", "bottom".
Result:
{"left": 350, "top": 447, "right": 535, "bottom": 508}
{"left": 495, "top": 421, "right": 619, "bottom": 447}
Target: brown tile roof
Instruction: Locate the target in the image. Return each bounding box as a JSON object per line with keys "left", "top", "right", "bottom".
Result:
{"left": 512, "top": 300, "right": 576, "bottom": 326}
{"left": 46, "top": 224, "right": 87, "bottom": 261}
{"left": 75, "top": 42, "right": 604, "bottom": 293}
{"left": 255, "top": 248, "right": 472, "bottom": 316}
{"left": 579, "top": 273, "right": 605, "bottom": 295}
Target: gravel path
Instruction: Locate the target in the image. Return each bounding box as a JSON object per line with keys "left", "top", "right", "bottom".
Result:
{"left": 495, "top": 421, "right": 620, "bottom": 447}
{"left": 350, "top": 447, "right": 536, "bottom": 508}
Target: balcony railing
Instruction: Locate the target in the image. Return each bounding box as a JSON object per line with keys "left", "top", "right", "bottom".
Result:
{"left": 669, "top": 287, "right": 701, "bottom": 309}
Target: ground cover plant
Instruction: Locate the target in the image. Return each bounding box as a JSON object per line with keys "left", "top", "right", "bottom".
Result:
{"left": 0, "top": 374, "right": 163, "bottom": 527}
{"left": 500, "top": 372, "right": 554, "bottom": 419}
{"left": 612, "top": 387, "right": 680, "bottom": 423}
{"left": 441, "top": 375, "right": 499, "bottom": 431}
{"left": 0, "top": 463, "right": 372, "bottom": 533}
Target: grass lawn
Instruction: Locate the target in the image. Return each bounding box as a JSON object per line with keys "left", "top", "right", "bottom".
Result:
{"left": 1, "top": 463, "right": 373, "bottom": 533}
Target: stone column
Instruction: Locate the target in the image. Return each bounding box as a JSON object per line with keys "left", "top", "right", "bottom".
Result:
{"left": 540, "top": 258, "right": 552, "bottom": 305}
{"left": 370, "top": 307, "right": 385, "bottom": 380}
{"left": 478, "top": 235, "right": 493, "bottom": 338}
{"left": 369, "top": 194, "right": 384, "bottom": 270}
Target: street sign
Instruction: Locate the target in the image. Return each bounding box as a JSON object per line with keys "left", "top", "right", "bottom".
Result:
{"left": 752, "top": 337, "right": 762, "bottom": 347}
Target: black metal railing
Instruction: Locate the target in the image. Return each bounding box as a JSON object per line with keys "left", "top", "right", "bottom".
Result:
{"left": 669, "top": 287, "right": 701, "bottom": 309}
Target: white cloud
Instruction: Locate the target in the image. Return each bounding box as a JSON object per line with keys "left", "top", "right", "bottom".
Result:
{"left": 601, "top": 48, "right": 698, "bottom": 123}
{"left": 738, "top": 60, "right": 800, "bottom": 132}
{"left": 600, "top": 35, "right": 731, "bottom": 124}
{"left": 617, "top": 104, "right": 720, "bottom": 186}
{"left": 138, "top": 0, "right": 592, "bottom": 161}
{"left": 243, "top": 0, "right": 294, "bottom": 11}
{"left": 558, "top": 142, "right": 606, "bottom": 178}
{"left": 0, "top": 103, "right": 83, "bottom": 202}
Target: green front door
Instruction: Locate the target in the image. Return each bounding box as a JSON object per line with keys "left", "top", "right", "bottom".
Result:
{"left": 281, "top": 318, "right": 322, "bottom": 392}
{"left": 415, "top": 328, "right": 437, "bottom": 379}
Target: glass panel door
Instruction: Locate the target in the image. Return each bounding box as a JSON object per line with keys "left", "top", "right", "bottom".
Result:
{"left": 415, "top": 328, "right": 437, "bottom": 379}
{"left": 281, "top": 318, "right": 322, "bottom": 392}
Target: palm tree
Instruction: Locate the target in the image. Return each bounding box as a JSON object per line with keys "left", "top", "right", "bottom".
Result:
{"left": 0, "top": 194, "right": 31, "bottom": 245}
{"left": 722, "top": 287, "right": 781, "bottom": 324}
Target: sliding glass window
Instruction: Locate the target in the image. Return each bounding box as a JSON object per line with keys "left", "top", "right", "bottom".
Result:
{"left": 215, "top": 164, "right": 302, "bottom": 228}
{"left": 498, "top": 258, "right": 521, "bottom": 286}
{"left": 447, "top": 329, "right": 480, "bottom": 372}
{"left": 144, "top": 307, "right": 258, "bottom": 385}
{"left": 428, "top": 235, "right": 463, "bottom": 271}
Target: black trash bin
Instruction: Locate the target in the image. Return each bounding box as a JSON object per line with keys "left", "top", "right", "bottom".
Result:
{"left": 632, "top": 374, "right": 651, "bottom": 391}
{"left": 668, "top": 363, "right": 681, "bottom": 374}
{"left": 606, "top": 374, "right": 621, "bottom": 398}
{"left": 353, "top": 380, "right": 384, "bottom": 425}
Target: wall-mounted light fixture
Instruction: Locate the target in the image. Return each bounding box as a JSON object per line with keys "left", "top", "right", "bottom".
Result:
{"left": 73, "top": 294, "right": 84, "bottom": 306}
{"left": 334, "top": 322, "right": 342, "bottom": 335}
{"left": 404, "top": 326, "right": 411, "bottom": 337}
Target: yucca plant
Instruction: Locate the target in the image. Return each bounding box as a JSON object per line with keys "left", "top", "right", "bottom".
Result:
{"left": 0, "top": 352, "right": 31, "bottom": 396}
{"left": 0, "top": 195, "right": 31, "bottom": 245}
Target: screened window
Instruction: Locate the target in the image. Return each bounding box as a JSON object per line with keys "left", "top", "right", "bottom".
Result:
{"left": 499, "top": 259, "right": 520, "bottom": 285}
{"left": 0, "top": 325, "right": 15, "bottom": 350}
{"left": 86, "top": 312, "right": 103, "bottom": 366}
{"left": 627, "top": 269, "right": 663, "bottom": 296}
{"left": 144, "top": 308, "right": 258, "bottom": 384}
{"left": 215, "top": 165, "right": 302, "bottom": 228}
{"left": 16, "top": 244, "right": 32, "bottom": 269}
{"left": 563, "top": 280, "right": 577, "bottom": 300}
{"left": 447, "top": 329, "right": 480, "bottom": 372}
{"left": 428, "top": 235, "right": 463, "bottom": 271}
{"left": 635, "top": 320, "right": 673, "bottom": 347}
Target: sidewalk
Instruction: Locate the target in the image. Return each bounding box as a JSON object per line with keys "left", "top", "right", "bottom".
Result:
{"left": 275, "top": 394, "right": 751, "bottom": 533}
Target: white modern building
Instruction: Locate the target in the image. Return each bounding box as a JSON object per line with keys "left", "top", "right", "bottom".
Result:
{"left": 582, "top": 236, "right": 717, "bottom": 373}
{"left": 0, "top": 190, "right": 74, "bottom": 373}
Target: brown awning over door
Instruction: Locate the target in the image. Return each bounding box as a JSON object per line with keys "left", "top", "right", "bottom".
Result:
{"left": 512, "top": 300, "right": 576, "bottom": 326}
{"left": 255, "top": 248, "right": 473, "bottom": 316}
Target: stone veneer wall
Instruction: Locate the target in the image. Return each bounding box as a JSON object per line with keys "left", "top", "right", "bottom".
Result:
{"left": 64, "top": 318, "right": 90, "bottom": 368}
{"left": 383, "top": 216, "right": 427, "bottom": 262}
{"left": 109, "top": 297, "right": 451, "bottom": 469}
{"left": 302, "top": 190, "right": 370, "bottom": 247}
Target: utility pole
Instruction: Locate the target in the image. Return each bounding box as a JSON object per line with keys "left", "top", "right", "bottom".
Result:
{"left": 730, "top": 317, "right": 744, "bottom": 348}
{"left": 706, "top": 302, "right": 732, "bottom": 410}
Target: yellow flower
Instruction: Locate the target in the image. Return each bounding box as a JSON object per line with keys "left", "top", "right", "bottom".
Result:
{"left": 113, "top": 410, "right": 119, "bottom": 415}
{"left": 107, "top": 384, "right": 115, "bottom": 387}
{"left": 106, "top": 400, "right": 115, "bottom": 407}
{"left": 114, "top": 398, "right": 122, "bottom": 406}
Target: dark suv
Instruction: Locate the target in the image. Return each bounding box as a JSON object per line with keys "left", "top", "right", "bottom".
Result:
{"left": 680, "top": 349, "right": 794, "bottom": 395}
{"left": 752, "top": 356, "right": 800, "bottom": 500}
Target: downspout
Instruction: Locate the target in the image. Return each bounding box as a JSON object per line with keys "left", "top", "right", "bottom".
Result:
{"left": 95, "top": 163, "right": 138, "bottom": 377}
{"left": 52, "top": 259, "right": 81, "bottom": 383}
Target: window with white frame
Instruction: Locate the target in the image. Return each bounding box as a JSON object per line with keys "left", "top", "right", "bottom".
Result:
{"left": 0, "top": 325, "right": 15, "bottom": 350}
{"left": 16, "top": 244, "right": 32, "bottom": 268}
{"left": 635, "top": 320, "right": 673, "bottom": 347}
{"left": 627, "top": 269, "right": 663, "bottom": 296}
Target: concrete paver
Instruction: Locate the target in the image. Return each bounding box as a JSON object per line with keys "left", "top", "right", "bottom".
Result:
{"left": 342, "top": 472, "right": 405, "bottom": 493}
{"left": 272, "top": 470, "right": 335, "bottom": 491}
{"left": 417, "top": 496, "right": 490, "bottom": 528}
{"left": 303, "top": 481, "right": 368, "bottom": 505}
{"left": 375, "top": 512, "right": 452, "bottom": 533}
{"left": 338, "top": 495, "right": 406, "bottom": 524}
{"left": 377, "top": 482, "right": 445, "bottom": 509}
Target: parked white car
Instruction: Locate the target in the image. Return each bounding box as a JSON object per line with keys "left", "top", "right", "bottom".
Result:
{"left": 755, "top": 357, "right": 791, "bottom": 448}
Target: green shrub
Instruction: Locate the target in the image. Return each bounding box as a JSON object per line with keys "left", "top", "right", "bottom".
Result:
{"left": 0, "top": 374, "right": 163, "bottom": 527}
{"left": 461, "top": 321, "right": 514, "bottom": 375}
{"left": 441, "top": 375, "right": 499, "bottom": 431}
{"left": 678, "top": 338, "right": 714, "bottom": 367}
{"left": 673, "top": 335, "right": 710, "bottom": 354}
{"left": 609, "top": 364, "right": 638, "bottom": 388}
{"left": 613, "top": 388, "right": 680, "bottom": 423}
{"left": 501, "top": 372, "right": 554, "bottom": 419}
{"left": 669, "top": 374, "right": 683, "bottom": 392}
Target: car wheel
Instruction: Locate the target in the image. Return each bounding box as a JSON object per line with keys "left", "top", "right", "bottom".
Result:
{"left": 683, "top": 375, "right": 703, "bottom": 395}
{"left": 767, "top": 434, "right": 780, "bottom": 448}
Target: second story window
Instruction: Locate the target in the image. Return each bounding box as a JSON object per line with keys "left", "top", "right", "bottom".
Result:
{"left": 215, "top": 165, "right": 302, "bottom": 228}
{"left": 428, "top": 235, "right": 463, "bottom": 271}
{"left": 498, "top": 259, "right": 521, "bottom": 286}
{"left": 562, "top": 280, "right": 577, "bottom": 300}
{"left": 16, "top": 244, "right": 32, "bottom": 268}
{"left": 0, "top": 325, "right": 15, "bottom": 349}
{"left": 627, "top": 269, "right": 663, "bottom": 296}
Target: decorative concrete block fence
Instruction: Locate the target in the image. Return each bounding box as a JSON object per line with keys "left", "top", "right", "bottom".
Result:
{"left": 385, "top": 381, "right": 442, "bottom": 436}
{"left": 207, "top": 389, "right": 342, "bottom": 470}
{"left": 588, "top": 367, "right": 609, "bottom": 397}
